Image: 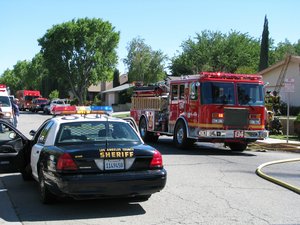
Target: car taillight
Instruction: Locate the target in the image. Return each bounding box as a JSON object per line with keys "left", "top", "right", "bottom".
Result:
{"left": 57, "top": 153, "right": 78, "bottom": 171}
{"left": 150, "top": 150, "right": 163, "bottom": 168}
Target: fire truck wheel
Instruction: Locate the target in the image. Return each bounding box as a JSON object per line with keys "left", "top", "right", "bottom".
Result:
{"left": 139, "top": 117, "right": 159, "bottom": 142}
{"left": 227, "top": 143, "right": 247, "bottom": 152}
{"left": 174, "top": 120, "right": 193, "bottom": 149}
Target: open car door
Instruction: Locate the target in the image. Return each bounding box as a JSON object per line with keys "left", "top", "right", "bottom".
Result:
{"left": 0, "top": 119, "right": 29, "bottom": 173}
{"left": 123, "top": 117, "right": 140, "bottom": 135}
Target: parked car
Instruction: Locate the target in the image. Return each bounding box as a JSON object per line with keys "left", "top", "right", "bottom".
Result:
{"left": 43, "top": 98, "right": 70, "bottom": 114}
{"left": 30, "top": 98, "right": 49, "bottom": 113}
{"left": 0, "top": 106, "right": 167, "bottom": 204}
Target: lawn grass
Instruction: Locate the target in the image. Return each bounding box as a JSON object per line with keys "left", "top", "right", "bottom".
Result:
{"left": 112, "top": 112, "right": 130, "bottom": 118}
{"left": 270, "top": 134, "right": 300, "bottom": 141}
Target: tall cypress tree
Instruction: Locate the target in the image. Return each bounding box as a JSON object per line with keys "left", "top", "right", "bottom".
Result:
{"left": 258, "top": 15, "right": 269, "bottom": 71}
{"left": 113, "top": 68, "right": 120, "bottom": 87}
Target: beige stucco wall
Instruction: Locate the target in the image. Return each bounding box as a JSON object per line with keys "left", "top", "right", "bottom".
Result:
{"left": 262, "top": 60, "right": 300, "bottom": 106}
{"left": 88, "top": 81, "right": 113, "bottom": 92}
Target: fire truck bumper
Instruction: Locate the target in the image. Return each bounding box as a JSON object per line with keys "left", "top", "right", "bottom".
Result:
{"left": 198, "top": 129, "right": 269, "bottom": 140}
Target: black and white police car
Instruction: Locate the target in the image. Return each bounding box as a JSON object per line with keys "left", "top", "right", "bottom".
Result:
{"left": 0, "top": 106, "right": 167, "bottom": 204}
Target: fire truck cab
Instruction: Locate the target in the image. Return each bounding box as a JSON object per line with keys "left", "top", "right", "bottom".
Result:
{"left": 130, "top": 72, "right": 268, "bottom": 151}
{"left": 16, "top": 90, "right": 41, "bottom": 111}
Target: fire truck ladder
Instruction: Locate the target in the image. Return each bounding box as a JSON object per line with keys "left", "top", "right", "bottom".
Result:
{"left": 274, "top": 54, "right": 291, "bottom": 94}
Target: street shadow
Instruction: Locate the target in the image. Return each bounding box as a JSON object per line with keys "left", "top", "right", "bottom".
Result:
{"left": 0, "top": 173, "right": 146, "bottom": 223}
{"left": 147, "top": 137, "right": 256, "bottom": 157}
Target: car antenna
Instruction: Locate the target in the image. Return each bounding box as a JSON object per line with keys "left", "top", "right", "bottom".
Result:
{"left": 105, "top": 116, "right": 108, "bottom": 149}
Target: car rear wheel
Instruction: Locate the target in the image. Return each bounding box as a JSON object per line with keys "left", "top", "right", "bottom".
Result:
{"left": 39, "top": 168, "right": 56, "bottom": 204}
{"left": 20, "top": 164, "right": 33, "bottom": 181}
{"left": 131, "top": 194, "right": 151, "bottom": 202}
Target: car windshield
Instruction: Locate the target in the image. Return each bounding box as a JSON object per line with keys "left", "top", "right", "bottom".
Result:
{"left": 0, "top": 96, "right": 12, "bottom": 107}
{"left": 201, "top": 82, "right": 234, "bottom": 105}
{"left": 37, "top": 99, "right": 48, "bottom": 104}
{"left": 56, "top": 121, "right": 142, "bottom": 145}
{"left": 24, "top": 96, "right": 35, "bottom": 101}
{"left": 237, "top": 83, "right": 264, "bottom": 106}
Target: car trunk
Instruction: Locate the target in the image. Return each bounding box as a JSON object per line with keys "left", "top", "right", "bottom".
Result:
{"left": 58, "top": 142, "right": 155, "bottom": 173}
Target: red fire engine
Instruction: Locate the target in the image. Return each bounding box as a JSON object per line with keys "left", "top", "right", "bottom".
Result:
{"left": 130, "top": 72, "right": 269, "bottom": 151}
{"left": 16, "top": 90, "right": 41, "bottom": 111}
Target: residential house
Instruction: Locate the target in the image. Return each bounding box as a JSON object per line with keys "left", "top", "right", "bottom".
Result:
{"left": 259, "top": 55, "right": 300, "bottom": 107}
{"left": 88, "top": 74, "right": 130, "bottom": 108}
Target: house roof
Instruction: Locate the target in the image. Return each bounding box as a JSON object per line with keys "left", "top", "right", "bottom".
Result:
{"left": 101, "top": 83, "right": 133, "bottom": 94}
{"left": 259, "top": 55, "right": 300, "bottom": 75}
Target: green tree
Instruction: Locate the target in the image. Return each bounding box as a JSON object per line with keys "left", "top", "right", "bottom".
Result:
{"left": 123, "top": 37, "right": 167, "bottom": 84}
{"left": 28, "top": 53, "right": 49, "bottom": 96}
{"left": 0, "top": 55, "right": 49, "bottom": 96}
{"left": 38, "top": 18, "right": 120, "bottom": 104}
{"left": 269, "top": 39, "right": 297, "bottom": 64}
{"left": 0, "top": 69, "right": 20, "bottom": 94}
{"left": 258, "top": 15, "right": 269, "bottom": 71}
{"left": 49, "top": 90, "right": 59, "bottom": 100}
{"left": 170, "top": 30, "right": 260, "bottom": 75}
{"left": 12, "top": 60, "right": 32, "bottom": 89}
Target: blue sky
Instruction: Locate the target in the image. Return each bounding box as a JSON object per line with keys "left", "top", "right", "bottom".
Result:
{"left": 0, "top": 0, "right": 299, "bottom": 75}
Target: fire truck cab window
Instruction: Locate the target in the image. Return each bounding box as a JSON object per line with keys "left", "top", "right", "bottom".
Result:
{"left": 171, "top": 85, "right": 178, "bottom": 100}
{"left": 190, "top": 82, "right": 198, "bottom": 100}
{"left": 201, "top": 82, "right": 234, "bottom": 105}
{"left": 237, "top": 83, "right": 264, "bottom": 106}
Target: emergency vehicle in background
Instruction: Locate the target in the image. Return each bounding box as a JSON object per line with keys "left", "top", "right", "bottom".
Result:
{"left": 0, "top": 84, "right": 14, "bottom": 124}
{"left": 130, "top": 72, "right": 269, "bottom": 151}
{"left": 16, "top": 90, "right": 41, "bottom": 111}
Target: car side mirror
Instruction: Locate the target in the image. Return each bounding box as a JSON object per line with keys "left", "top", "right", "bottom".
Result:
{"left": 29, "top": 130, "right": 36, "bottom": 136}
{"left": 8, "top": 132, "right": 16, "bottom": 139}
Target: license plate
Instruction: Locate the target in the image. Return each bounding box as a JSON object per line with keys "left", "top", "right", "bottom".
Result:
{"left": 104, "top": 159, "right": 125, "bottom": 170}
{"left": 234, "top": 130, "right": 244, "bottom": 138}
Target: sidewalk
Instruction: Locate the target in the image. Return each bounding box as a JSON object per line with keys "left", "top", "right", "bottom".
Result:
{"left": 249, "top": 138, "right": 300, "bottom": 152}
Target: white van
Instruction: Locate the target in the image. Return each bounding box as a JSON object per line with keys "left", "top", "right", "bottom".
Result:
{"left": 0, "top": 85, "right": 14, "bottom": 124}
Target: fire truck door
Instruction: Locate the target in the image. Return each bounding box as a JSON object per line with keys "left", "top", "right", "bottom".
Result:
{"left": 187, "top": 82, "right": 199, "bottom": 123}
{"left": 169, "top": 84, "right": 185, "bottom": 123}
{"left": 178, "top": 84, "right": 186, "bottom": 115}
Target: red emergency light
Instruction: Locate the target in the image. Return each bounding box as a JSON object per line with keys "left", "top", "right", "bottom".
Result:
{"left": 200, "top": 72, "right": 262, "bottom": 81}
{"left": 0, "top": 84, "right": 7, "bottom": 92}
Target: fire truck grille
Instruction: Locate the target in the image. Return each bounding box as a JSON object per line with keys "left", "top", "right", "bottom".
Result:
{"left": 224, "top": 108, "right": 249, "bottom": 129}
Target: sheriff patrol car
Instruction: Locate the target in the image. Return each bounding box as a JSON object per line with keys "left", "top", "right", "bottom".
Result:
{"left": 0, "top": 105, "right": 167, "bottom": 204}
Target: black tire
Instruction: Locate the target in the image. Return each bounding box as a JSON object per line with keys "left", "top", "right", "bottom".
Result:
{"left": 38, "top": 168, "right": 56, "bottom": 204}
{"left": 131, "top": 194, "right": 151, "bottom": 202}
{"left": 173, "top": 120, "right": 193, "bottom": 149}
{"left": 139, "top": 117, "right": 159, "bottom": 142}
{"left": 227, "top": 143, "right": 247, "bottom": 152}
{"left": 20, "top": 164, "right": 33, "bottom": 181}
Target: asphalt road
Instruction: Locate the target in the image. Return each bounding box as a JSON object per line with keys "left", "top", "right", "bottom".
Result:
{"left": 1, "top": 112, "right": 300, "bottom": 225}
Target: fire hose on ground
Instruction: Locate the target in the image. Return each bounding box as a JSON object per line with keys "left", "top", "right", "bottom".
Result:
{"left": 256, "top": 158, "right": 300, "bottom": 194}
